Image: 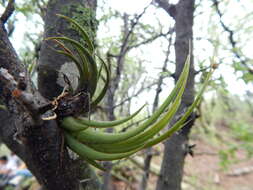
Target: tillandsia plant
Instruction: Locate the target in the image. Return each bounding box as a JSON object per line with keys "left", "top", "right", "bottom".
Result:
{"left": 47, "top": 14, "right": 213, "bottom": 170}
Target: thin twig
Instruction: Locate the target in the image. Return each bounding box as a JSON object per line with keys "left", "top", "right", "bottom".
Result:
{"left": 120, "top": 2, "right": 152, "bottom": 54}
{"left": 212, "top": 0, "right": 252, "bottom": 73}
{"left": 113, "top": 80, "right": 161, "bottom": 109}
{"left": 194, "top": 65, "right": 213, "bottom": 75}
{"left": 108, "top": 3, "right": 152, "bottom": 97}
{"left": 126, "top": 28, "right": 174, "bottom": 52}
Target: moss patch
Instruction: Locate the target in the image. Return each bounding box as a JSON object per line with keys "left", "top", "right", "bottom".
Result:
{"left": 61, "top": 4, "right": 98, "bottom": 42}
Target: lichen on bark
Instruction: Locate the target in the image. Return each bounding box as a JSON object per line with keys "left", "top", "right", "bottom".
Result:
{"left": 61, "top": 4, "right": 98, "bottom": 41}
{"left": 38, "top": 1, "right": 98, "bottom": 100}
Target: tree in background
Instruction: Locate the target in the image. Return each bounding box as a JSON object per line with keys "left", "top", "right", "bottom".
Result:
{"left": 154, "top": 1, "right": 195, "bottom": 189}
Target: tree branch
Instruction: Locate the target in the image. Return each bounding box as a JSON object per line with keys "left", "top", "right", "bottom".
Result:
{"left": 0, "top": 0, "right": 15, "bottom": 24}
{"left": 194, "top": 65, "right": 214, "bottom": 75}
{"left": 109, "top": 4, "right": 151, "bottom": 96}
{"left": 120, "top": 3, "right": 151, "bottom": 55}
{"left": 154, "top": 0, "right": 176, "bottom": 19}
{"left": 126, "top": 28, "right": 174, "bottom": 51}
{"left": 0, "top": 9, "right": 81, "bottom": 189}
{"left": 212, "top": 0, "right": 252, "bottom": 74}
{"left": 113, "top": 80, "right": 161, "bottom": 109}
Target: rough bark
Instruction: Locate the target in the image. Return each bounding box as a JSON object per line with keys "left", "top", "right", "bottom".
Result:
{"left": 0, "top": 20, "right": 27, "bottom": 159}
{"left": 0, "top": 0, "right": 101, "bottom": 190}
{"left": 38, "top": 0, "right": 97, "bottom": 100}
{"left": 0, "top": 20, "right": 79, "bottom": 190}
{"left": 37, "top": 0, "right": 101, "bottom": 189}
{"left": 155, "top": 0, "right": 195, "bottom": 190}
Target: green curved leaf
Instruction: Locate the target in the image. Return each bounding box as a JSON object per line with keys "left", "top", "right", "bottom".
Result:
{"left": 75, "top": 104, "right": 145, "bottom": 128}
{"left": 56, "top": 14, "right": 94, "bottom": 53}
{"left": 91, "top": 56, "right": 110, "bottom": 107}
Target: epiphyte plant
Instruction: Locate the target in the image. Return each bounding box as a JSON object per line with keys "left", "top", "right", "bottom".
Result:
{"left": 47, "top": 14, "right": 212, "bottom": 170}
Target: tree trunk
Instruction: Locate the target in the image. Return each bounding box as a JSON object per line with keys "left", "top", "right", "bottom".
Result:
{"left": 0, "top": 0, "right": 101, "bottom": 189}
{"left": 155, "top": 0, "right": 195, "bottom": 190}
{"left": 0, "top": 20, "right": 80, "bottom": 190}
{"left": 38, "top": 0, "right": 97, "bottom": 99}
{"left": 38, "top": 0, "right": 101, "bottom": 189}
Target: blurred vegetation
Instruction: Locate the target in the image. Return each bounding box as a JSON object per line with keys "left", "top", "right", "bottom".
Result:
{"left": 193, "top": 89, "right": 253, "bottom": 170}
